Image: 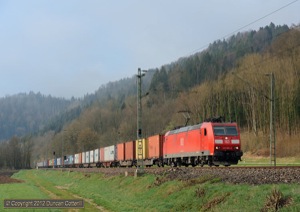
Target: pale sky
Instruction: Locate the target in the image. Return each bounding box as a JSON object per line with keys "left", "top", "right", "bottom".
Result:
{"left": 0, "top": 0, "right": 299, "bottom": 99}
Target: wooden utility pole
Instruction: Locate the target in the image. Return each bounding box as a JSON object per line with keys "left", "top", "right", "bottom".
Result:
{"left": 232, "top": 72, "right": 276, "bottom": 166}
{"left": 267, "top": 73, "right": 276, "bottom": 166}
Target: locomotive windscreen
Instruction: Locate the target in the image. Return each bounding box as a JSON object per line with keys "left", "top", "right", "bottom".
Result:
{"left": 213, "top": 126, "right": 238, "bottom": 136}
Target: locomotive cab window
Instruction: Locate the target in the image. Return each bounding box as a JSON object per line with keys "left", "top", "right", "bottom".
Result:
{"left": 226, "top": 126, "right": 238, "bottom": 135}
{"left": 213, "top": 126, "right": 238, "bottom": 136}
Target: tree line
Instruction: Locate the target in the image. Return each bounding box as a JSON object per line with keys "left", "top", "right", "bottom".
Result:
{"left": 0, "top": 23, "right": 299, "bottom": 169}
{"left": 36, "top": 24, "right": 299, "bottom": 163}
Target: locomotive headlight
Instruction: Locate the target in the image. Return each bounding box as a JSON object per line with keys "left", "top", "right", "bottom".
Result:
{"left": 231, "top": 139, "right": 240, "bottom": 144}
{"left": 215, "top": 139, "right": 223, "bottom": 144}
{"left": 234, "top": 146, "right": 239, "bottom": 150}
{"left": 215, "top": 146, "right": 221, "bottom": 150}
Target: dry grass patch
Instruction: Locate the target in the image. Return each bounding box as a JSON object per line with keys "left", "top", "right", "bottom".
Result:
{"left": 261, "top": 188, "right": 293, "bottom": 212}
{"left": 202, "top": 192, "right": 231, "bottom": 211}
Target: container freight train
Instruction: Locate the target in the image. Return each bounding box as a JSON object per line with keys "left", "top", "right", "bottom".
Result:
{"left": 37, "top": 119, "right": 243, "bottom": 169}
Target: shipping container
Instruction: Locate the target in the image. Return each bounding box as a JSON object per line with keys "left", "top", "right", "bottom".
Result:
{"left": 117, "top": 143, "right": 125, "bottom": 161}
{"left": 148, "top": 135, "right": 163, "bottom": 159}
{"left": 100, "top": 148, "right": 104, "bottom": 162}
{"left": 36, "top": 162, "right": 44, "bottom": 168}
{"left": 82, "top": 152, "right": 86, "bottom": 164}
{"left": 104, "top": 145, "right": 116, "bottom": 162}
{"left": 94, "top": 148, "right": 100, "bottom": 163}
{"left": 64, "top": 155, "right": 74, "bottom": 166}
{"left": 116, "top": 141, "right": 136, "bottom": 167}
{"left": 89, "top": 150, "right": 94, "bottom": 163}
{"left": 136, "top": 138, "right": 148, "bottom": 160}
{"left": 74, "top": 153, "right": 79, "bottom": 164}
{"left": 74, "top": 153, "right": 82, "bottom": 165}
{"left": 49, "top": 159, "right": 54, "bottom": 166}
{"left": 56, "top": 157, "right": 62, "bottom": 167}
{"left": 125, "top": 141, "right": 136, "bottom": 160}
{"left": 85, "top": 151, "right": 90, "bottom": 164}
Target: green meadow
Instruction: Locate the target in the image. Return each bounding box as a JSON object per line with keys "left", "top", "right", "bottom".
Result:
{"left": 1, "top": 169, "right": 300, "bottom": 211}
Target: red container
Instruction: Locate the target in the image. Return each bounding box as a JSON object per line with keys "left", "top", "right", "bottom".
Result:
{"left": 125, "top": 140, "right": 136, "bottom": 160}
{"left": 100, "top": 147, "right": 105, "bottom": 162}
{"left": 117, "top": 143, "right": 125, "bottom": 161}
{"left": 148, "top": 134, "right": 163, "bottom": 159}
{"left": 74, "top": 152, "right": 82, "bottom": 164}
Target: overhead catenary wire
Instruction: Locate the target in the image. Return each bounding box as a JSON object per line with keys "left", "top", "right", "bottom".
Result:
{"left": 188, "top": 0, "right": 299, "bottom": 56}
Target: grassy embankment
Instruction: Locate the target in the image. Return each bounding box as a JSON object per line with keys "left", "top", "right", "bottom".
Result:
{"left": 238, "top": 153, "right": 300, "bottom": 166}
{"left": 0, "top": 169, "right": 300, "bottom": 211}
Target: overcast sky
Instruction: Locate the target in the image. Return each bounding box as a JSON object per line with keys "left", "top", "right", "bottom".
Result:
{"left": 0, "top": 0, "right": 299, "bottom": 99}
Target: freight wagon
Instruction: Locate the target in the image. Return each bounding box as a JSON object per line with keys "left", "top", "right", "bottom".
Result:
{"left": 134, "top": 135, "right": 164, "bottom": 167}
{"left": 36, "top": 161, "right": 44, "bottom": 168}
{"left": 56, "top": 157, "right": 62, "bottom": 167}
{"left": 117, "top": 140, "right": 136, "bottom": 167}
{"left": 64, "top": 155, "right": 74, "bottom": 167}
{"left": 84, "top": 151, "right": 90, "bottom": 167}
{"left": 74, "top": 153, "right": 82, "bottom": 167}
{"left": 100, "top": 145, "right": 117, "bottom": 167}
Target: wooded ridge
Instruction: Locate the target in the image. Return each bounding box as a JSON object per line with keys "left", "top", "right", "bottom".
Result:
{"left": 0, "top": 23, "right": 299, "bottom": 169}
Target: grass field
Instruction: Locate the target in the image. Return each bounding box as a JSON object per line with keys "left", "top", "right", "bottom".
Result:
{"left": 1, "top": 168, "right": 300, "bottom": 211}
{"left": 239, "top": 153, "right": 300, "bottom": 166}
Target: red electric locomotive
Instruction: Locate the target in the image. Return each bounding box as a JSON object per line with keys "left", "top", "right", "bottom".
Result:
{"left": 163, "top": 117, "right": 243, "bottom": 167}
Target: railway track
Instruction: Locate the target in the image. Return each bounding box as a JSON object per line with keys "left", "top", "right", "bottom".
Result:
{"left": 41, "top": 166, "right": 300, "bottom": 185}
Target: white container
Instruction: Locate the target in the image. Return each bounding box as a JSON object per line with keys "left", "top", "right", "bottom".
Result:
{"left": 89, "top": 150, "right": 94, "bottom": 163}
{"left": 104, "top": 145, "right": 116, "bottom": 162}
{"left": 85, "top": 151, "right": 90, "bottom": 163}
{"left": 75, "top": 153, "right": 80, "bottom": 164}
{"left": 37, "top": 162, "right": 43, "bottom": 167}
{"left": 82, "top": 152, "right": 86, "bottom": 164}
{"left": 57, "top": 158, "right": 61, "bottom": 166}
{"left": 94, "top": 149, "right": 99, "bottom": 163}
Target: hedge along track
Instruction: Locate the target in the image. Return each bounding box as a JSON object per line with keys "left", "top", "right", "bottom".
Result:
{"left": 24, "top": 170, "right": 108, "bottom": 211}
{"left": 43, "top": 166, "right": 300, "bottom": 185}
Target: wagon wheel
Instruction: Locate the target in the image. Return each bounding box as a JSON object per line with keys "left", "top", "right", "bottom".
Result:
{"left": 159, "top": 161, "right": 164, "bottom": 167}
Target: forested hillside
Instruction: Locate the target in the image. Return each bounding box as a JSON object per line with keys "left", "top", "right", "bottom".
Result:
{"left": 150, "top": 23, "right": 289, "bottom": 93}
{"left": 41, "top": 23, "right": 298, "bottom": 162}
{"left": 0, "top": 92, "right": 77, "bottom": 141}
{"left": 0, "top": 23, "right": 299, "bottom": 169}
